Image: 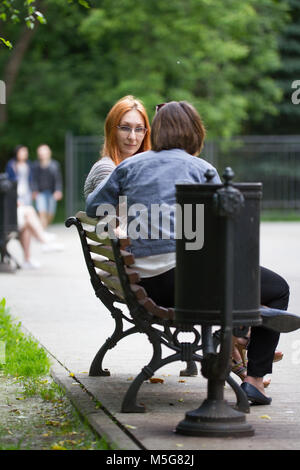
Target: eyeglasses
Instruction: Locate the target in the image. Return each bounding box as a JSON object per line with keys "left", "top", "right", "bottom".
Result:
{"left": 116, "top": 125, "right": 148, "bottom": 136}
{"left": 155, "top": 103, "right": 167, "bottom": 113}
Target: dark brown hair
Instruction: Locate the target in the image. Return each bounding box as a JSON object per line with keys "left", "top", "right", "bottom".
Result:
{"left": 151, "top": 101, "right": 206, "bottom": 155}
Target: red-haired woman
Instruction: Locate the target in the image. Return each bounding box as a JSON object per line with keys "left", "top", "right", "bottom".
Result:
{"left": 84, "top": 95, "right": 151, "bottom": 198}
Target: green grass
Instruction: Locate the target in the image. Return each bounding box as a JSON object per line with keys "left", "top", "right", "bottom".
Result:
{"left": 261, "top": 210, "right": 300, "bottom": 221}
{"left": 0, "top": 298, "right": 51, "bottom": 377}
{"left": 0, "top": 298, "right": 110, "bottom": 450}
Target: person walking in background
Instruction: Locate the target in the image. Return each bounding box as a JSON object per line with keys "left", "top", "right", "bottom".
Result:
{"left": 32, "top": 144, "right": 63, "bottom": 228}
{"left": 84, "top": 95, "right": 151, "bottom": 198}
{"left": 5, "top": 145, "right": 33, "bottom": 206}
{"left": 5, "top": 145, "right": 63, "bottom": 269}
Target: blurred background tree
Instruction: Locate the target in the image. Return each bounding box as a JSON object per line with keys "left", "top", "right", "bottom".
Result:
{"left": 0, "top": 0, "right": 291, "bottom": 170}
{"left": 248, "top": 0, "right": 300, "bottom": 134}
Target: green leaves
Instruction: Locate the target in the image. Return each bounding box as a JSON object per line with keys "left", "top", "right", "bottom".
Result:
{"left": 0, "top": 0, "right": 89, "bottom": 47}
{"left": 76, "top": 0, "right": 287, "bottom": 137}
{"left": 0, "top": 37, "right": 12, "bottom": 48}
{"left": 78, "top": 0, "right": 90, "bottom": 8}
{"left": 0, "top": 0, "right": 291, "bottom": 165}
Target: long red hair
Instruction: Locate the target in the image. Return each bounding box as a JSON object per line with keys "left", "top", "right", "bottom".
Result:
{"left": 101, "top": 95, "right": 151, "bottom": 165}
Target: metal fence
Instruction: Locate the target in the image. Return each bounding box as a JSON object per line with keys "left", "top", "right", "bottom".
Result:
{"left": 65, "top": 134, "right": 300, "bottom": 217}
{"left": 203, "top": 136, "right": 300, "bottom": 210}
{"left": 65, "top": 133, "right": 103, "bottom": 217}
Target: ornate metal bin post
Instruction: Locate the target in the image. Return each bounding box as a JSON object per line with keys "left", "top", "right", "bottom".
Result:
{"left": 0, "top": 174, "right": 18, "bottom": 273}
{"left": 175, "top": 168, "right": 262, "bottom": 437}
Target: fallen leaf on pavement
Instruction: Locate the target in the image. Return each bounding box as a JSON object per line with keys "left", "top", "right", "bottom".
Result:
{"left": 260, "top": 414, "right": 271, "bottom": 420}
{"left": 149, "top": 378, "right": 164, "bottom": 384}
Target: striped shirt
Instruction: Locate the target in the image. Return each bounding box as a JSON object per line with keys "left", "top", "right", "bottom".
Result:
{"left": 84, "top": 156, "right": 116, "bottom": 199}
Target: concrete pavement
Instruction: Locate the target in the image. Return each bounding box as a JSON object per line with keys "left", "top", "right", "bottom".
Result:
{"left": 1, "top": 222, "right": 300, "bottom": 450}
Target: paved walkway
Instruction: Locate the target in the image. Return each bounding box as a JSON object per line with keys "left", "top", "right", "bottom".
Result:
{"left": 1, "top": 222, "right": 300, "bottom": 450}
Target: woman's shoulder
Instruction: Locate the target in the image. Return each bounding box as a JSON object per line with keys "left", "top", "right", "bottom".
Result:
{"left": 91, "top": 156, "right": 115, "bottom": 170}
{"left": 84, "top": 156, "right": 116, "bottom": 198}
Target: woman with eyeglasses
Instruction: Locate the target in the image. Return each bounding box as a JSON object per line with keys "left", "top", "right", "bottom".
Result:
{"left": 84, "top": 95, "right": 151, "bottom": 198}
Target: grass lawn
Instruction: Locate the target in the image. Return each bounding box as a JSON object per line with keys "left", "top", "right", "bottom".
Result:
{"left": 261, "top": 210, "right": 300, "bottom": 221}
{"left": 0, "top": 298, "right": 109, "bottom": 450}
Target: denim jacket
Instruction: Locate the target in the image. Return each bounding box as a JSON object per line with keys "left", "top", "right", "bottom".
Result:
{"left": 5, "top": 158, "right": 33, "bottom": 185}
{"left": 86, "top": 148, "right": 221, "bottom": 258}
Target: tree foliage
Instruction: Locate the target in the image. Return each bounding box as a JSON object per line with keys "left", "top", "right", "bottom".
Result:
{"left": 0, "top": 0, "right": 47, "bottom": 48}
{"left": 249, "top": 0, "right": 300, "bottom": 134}
{"left": 0, "top": 0, "right": 289, "bottom": 169}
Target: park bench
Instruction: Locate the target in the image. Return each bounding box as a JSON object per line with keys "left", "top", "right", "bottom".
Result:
{"left": 65, "top": 211, "right": 250, "bottom": 414}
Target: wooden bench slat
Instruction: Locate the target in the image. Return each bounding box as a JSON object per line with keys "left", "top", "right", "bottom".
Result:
{"left": 89, "top": 244, "right": 115, "bottom": 260}
{"left": 89, "top": 243, "right": 134, "bottom": 265}
{"left": 93, "top": 259, "right": 140, "bottom": 284}
{"left": 85, "top": 230, "right": 111, "bottom": 245}
{"left": 138, "top": 298, "right": 175, "bottom": 321}
{"left": 76, "top": 211, "right": 98, "bottom": 226}
{"left": 125, "top": 267, "right": 140, "bottom": 284}
{"left": 93, "top": 259, "right": 118, "bottom": 276}
{"left": 97, "top": 271, "right": 125, "bottom": 300}
{"left": 85, "top": 229, "right": 131, "bottom": 250}
{"left": 119, "top": 249, "right": 135, "bottom": 266}
{"left": 129, "top": 284, "right": 147, "bottom": 301}
{"left": 103, "top": 285, "right": 125, "bottom": 301}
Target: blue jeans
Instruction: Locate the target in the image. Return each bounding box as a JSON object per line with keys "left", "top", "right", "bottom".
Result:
{"left": 35, "top": 190, "right": 57, "bottom": 215}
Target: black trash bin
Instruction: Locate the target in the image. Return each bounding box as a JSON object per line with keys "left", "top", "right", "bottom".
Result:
{"left": 175, "top": 180, "right": 262, "bottom": 328}
{"left": 0, "top": 173, "right": 18, "bottom": 272}
{"left": 174, "top": 169, "right": 261, "bottom": 437}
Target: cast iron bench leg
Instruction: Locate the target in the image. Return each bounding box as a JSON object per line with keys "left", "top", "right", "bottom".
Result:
{"left": 89, "top": 313, "right": 140, "bottom": 376}
{"left": 121, "top": 328, "right": 202, "bottom": 414}
{"left": 121, "top": 338, "right": 163, "bottom": 413}
{"left": 226, "top": 375, "right": 250, "bottom": 414}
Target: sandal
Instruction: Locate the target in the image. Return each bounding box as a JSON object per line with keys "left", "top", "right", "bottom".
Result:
{"left": 231, "top": 359, "right": 247, "bottom": 381}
